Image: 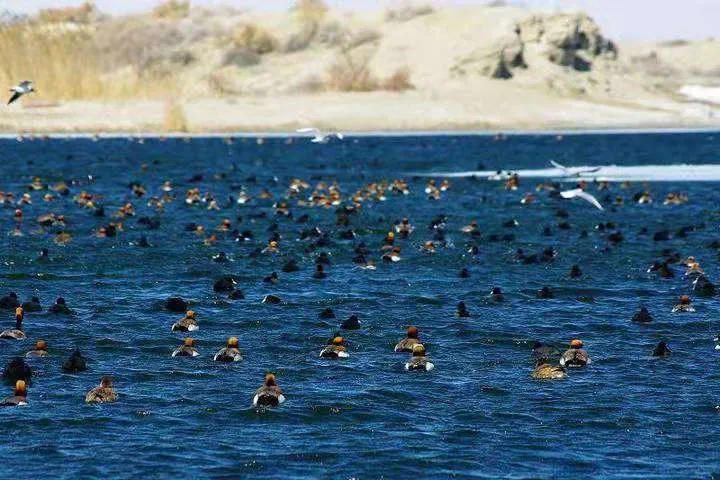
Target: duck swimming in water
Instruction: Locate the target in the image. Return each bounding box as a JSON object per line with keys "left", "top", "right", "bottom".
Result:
{"left": 3, "top": 357, "right": 31, "bottom": 382}
{"left": 48, "top": 297, "right": 72, "bottom": 314}
{"left": 85, "top": 376, "right": 118, "bottom": 403}
{"left": 171, "top": 310, "right": 199, "bottom": 332}
{"left": 341, "top": 314, "right": 360, "bottom": 330}
{"left": 531, "top": 358, "right": 567, "bottom": 379}
{"left": 671, "top": 295, "right": 695, "bottom": 313}
{"left": 319, "top": 336, "right": 349, "bottom": 359}
{"left": 381, "top": 246, "right": 401, "bottom": 263}
{"left": 631, "top": 306, "right": 653, "bottom": 323}
{"left": 559, "top": 339, "right": 591, "bottom": 368}
{"left": 487, "top": 287, "right": 504, "bottom": 303}
{"left": 0, "top": 380, "right": 27, "bottom": 407}
{"left": 63, "top": 349, "right": 88, "bottom": 373}
{"left": 21, "top": 296, "right": 42, "bottom": 312}
{"left": 569, "top": 265, "right": 583, "bottom": 278}
{"left": 25, "top": 340, "right": 48, "bottom": 357}
{"left": 405, "top": 344, "right": 434, "bottom": 371}
{"left": 395, "top": 326, "right": 421, "bottom": 353}
{"left": 537, "top": 287, "right": 554, "bottom": 299}
{"left": 0, "top": 307, "right": 26, "bottom": 340}
{"left": 213, "top": 337, "right": 242, "bottom": 362}
{"left": 652, "top": 341, "right": 671, "bottom": 357}
{"left": 0, "top": 291, "right": 20, "bottom": 309}
{"left": 456, "top": 301, "right": 470, "bottom": 317}
{"left": 172, "top": 338, "right": 200, "bottom": 357}
{"left": 531, "top": 342, "right": 560, "bottom": 360}
{"left": 253, "top": 373, "right": 285, "bottom": 407}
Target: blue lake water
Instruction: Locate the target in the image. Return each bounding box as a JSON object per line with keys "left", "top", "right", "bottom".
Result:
{"left": 0, "top": 132, "right": 719, "bottom": 479}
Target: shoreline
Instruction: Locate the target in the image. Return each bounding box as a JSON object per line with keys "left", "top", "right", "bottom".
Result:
{"left": 1, "top": 126, "right": 718, "bottom": 138}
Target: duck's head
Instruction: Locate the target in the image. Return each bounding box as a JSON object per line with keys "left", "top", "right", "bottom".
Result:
{"left": 35, "top": 340, "right": 46, "bottom": 351}
{"left": 100, "top": 376, "right": 113, "bottom": 388}
{"left": 407, "top": 326, "right": 418, "bottom": 339}
{"left": 183, "top": 338, "right": 195, "bottom": 347}
{"left": 412, "top": 344, "right": 426, "bottom": 356}
{"left": 570, "top": 339, "right": 583, "bottom": 349}
{"left": 679, "top": 295, "right": 691, "bottom": 305}
{"left": 264, "top": 373, "right": 277, "bottom": 386}
{"left": 227, "top": 336, "right": 239, "bottom": 348}
{"left": 491, "top": 287, "right": 502, "bottom": 295}
{"left": 186, "top": 310, "right": 196, "bottom": 319}
{"left": 56, "top": 297, "right": 66, "bottom": 305}
{"left": 15, "top": 306, "right": 23, "bottom": 321}
{"left": 332, "top": 336, "right": 344, "bottom": 346}
{"left": 14, "top": 380, "right": 26, "bottom": 397}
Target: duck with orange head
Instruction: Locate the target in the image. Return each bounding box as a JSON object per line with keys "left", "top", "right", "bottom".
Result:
{"left": 253, "top": 373, "right": 285, "bottom": 407}
{"left": 394, "top": 326, "right": 421, "bottom": 353}
{"left": 0, "top": 307, "right": 26, "bottom": 340}
{"left": 0, "top": 380, "right": 27, "bottom": 406}
{"left": 85, "top": 376, "right": 118, "bottom": 403}
{"left": 559, "top": 339, "right": 591, "bottom": 368}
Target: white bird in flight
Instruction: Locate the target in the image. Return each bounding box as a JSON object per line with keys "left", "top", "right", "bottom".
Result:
{"left": 560, "top": 188, "right": 604, "bottom": 210}
{"left": 8, "top": 80, "right": 35, "bottom": 105}
{"left": 550, "top": 160, "right": 601, "bottom": 177}
{"left": 296, "top": 127, "right": 344, "bottom": 144}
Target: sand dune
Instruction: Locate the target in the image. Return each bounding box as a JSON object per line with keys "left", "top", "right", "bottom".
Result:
{"left": 0, "top": 3, "right": 718, "bottom": 133}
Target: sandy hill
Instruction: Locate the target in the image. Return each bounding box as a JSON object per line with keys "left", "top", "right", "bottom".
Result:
{"left": 0, "top": 1, "right": 718, "bottom": 133}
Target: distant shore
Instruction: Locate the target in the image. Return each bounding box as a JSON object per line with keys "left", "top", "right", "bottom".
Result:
{"left": 0, "top": 127, "right": 719, "bottom": 139}
{"left": 0, "top": 92, "right": 718, "bottom": 135}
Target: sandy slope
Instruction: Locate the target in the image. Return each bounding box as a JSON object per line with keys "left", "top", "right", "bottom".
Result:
{"left": 0, "top": 4, "right": 718, "bottom": 133}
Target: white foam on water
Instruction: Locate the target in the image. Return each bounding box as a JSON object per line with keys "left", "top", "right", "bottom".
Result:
{"left": 410, "top": 164, "right": 720, "bottom": 182}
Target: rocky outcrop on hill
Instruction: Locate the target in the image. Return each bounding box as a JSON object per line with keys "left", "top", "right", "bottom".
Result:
{"left": 479, "top": 12, "right": 618, "bottom": 80}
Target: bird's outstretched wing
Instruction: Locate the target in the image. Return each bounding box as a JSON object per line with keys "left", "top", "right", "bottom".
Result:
{"left": 560, "top": 188, "right": 604, "bottom": 210}
{"left": 550, "top": 160, "right": 567, "bottom": 172}
{"left": 7, "top": 91, "right": 21, "bottom": 105}
{"left": 296, "top": 127, "right": 320, "bottom": 134}
{"left": 335, "top": 132, "right": 344, "bottom": 140}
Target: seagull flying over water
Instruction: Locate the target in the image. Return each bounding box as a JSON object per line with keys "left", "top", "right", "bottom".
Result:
{"left": 8, "top": 80, "right": 35, "bottom": 105}
{"left": 296, "top": 127, "right": 344, "bottom": 144}
{"left": 560, "top": 188, "right": 604, "bottom": 210}
{"left": 550, "top": 160, "right": 601, "bottom": 177}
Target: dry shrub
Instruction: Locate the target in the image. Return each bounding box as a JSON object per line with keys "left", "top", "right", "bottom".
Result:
{"left": 326, "top": 49, "right": 378, "bottom": 92}
{"left": 163, "top": 100, "right": 188, "bottom": 132}
{"left": 292, "top": 0, "right": 328, "bottom": 27}
{"left": 347, "top": 28, "right": 381, "bottom": 49}
{"left": 289, "top": 74, "right": 325, "bottom": 93}
{"left": 385, "top": 4, "right": 434, "bottom": 22}
{"left": 0, "top": 21, "right": 181, "bottom": 100}
{"left": 153, "top": 0, "right": 190, "bottom": 20}
{"left": 230, "top": 23, "right": 277, "bottom": 54}
{"left": 95, "top": 18, "right": 195, "bottom": 78}
{"left": 0, "top": 23, "right": 105, "bottom": 99}
{"left": 317, "top": 21, "right": 349, "bottom": 47}
{"left": 222, "top": 48, "right": 261, "bottom": 67}
{"left": 35, "top": 2, "right": 98, "bottom": 24}
{"left": 383, "top": 67, "right": 414, "bottom": 91}
{"left": 283, "top": 25, "right": 318, "bottom": 53}
{"left": 283, "top": 0, "right": 327, "bottom": 52}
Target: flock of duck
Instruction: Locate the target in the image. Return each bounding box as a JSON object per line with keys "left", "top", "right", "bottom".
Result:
{"left": 0, "top": 137, "right": 716, "bottom": 409}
